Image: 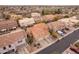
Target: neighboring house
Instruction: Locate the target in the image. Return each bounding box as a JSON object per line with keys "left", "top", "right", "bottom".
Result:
{"left": 31, "top": 13, "right": 43, "bottom": 23}
{"left": 27, "top": 23, "right": 53, "bottom": 47}
{"left": 0, "top": 29, "right": 28, "bottom": 54}
{"left": 47, "top": 21, "right": 65, "bottom": 32}
{"left": 9, "top": 14, "right": 23, "bottom": 21}
{"left": 47, "top": 21, "right": 66, "bottom": 36}
{"left": 18, "top": 18, "right": 35, "bottom": 27}
{"left": 42, "top": 14, "right": 55, "bottom": 22}
{"left": 0, "top": 20, "right": 18, "bottom": 32}
{"left": 42, "top": 14, "right": 63, "bottom": 22}
{"left": 31, "top": 13, "right": 41, "bottom": 18}
{"left": 58, "top": 18, "right": 79, "bottom": 27}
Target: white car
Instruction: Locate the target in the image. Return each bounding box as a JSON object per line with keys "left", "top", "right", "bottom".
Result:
{"left": 57, "top": 30, "right": 64, "bottom": 36}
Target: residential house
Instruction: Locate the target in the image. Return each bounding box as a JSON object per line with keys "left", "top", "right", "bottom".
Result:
{"left": 42, "top": 14, "right": 63, "bottom": 22}
{"left": 27, "top": 23, "right": 53, "bottom": 47}
{"left": 47, "top": 21, "right": 65, "bottom": 32}
{"left": 0, "top": 29, "right": 29, "bottom": 54}
{"left": 9, "top": 14, "right": 23, "bottom": 21}
{"left": 58, "top": 18, "right": 79, "bottom": 27}
{"left": 18, "top": 18, "right": 35, "bottom": 27}
{"left": 31, "top": 13, "right": 43, "bottom": 23}
{"left": 31, "top": 13, "right": 41, "bottom": 18}
{"left": 47, "top": 21, "right": 66, "bottom": 36}
{"left": 0, "top": 20, "right": 18, "bottom": 33}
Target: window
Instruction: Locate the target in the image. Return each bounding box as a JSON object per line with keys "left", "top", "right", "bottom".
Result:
{"left": 3, "top": 47, "right": 6, "bottom": 50}
{"left": 9, "top": 45, "right": 11, "bottom": 48}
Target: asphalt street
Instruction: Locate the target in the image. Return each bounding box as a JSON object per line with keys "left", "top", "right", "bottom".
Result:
{"left": 37, "top": 29, "right": 79, "bottom": 54}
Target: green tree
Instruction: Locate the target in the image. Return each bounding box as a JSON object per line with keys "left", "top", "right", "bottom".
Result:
{"left": 54, "top": 8, "right": 62, "bottom": 14}
{"left": 26, "top": 34, "right": 33, "bottom": 45}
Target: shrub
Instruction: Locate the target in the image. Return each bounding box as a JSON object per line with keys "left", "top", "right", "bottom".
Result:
{"left": 26, "top": 34, "right": 33, "bottom": 45}
{"left": 49, "top": 30, "right": 58, "bottom": 38}
{"left": 64, "top": 15, "right": 69, "bottom": 18}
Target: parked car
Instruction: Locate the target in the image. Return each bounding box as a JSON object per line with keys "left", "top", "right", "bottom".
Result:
{"left": 57, "top": 30, "right": 65, "bottom": 36}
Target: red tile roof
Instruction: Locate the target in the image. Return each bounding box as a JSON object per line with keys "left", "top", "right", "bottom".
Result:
{"left": 0, "top": 29, "right": 26, "bottom": 48}
{"left": 27, "top": 23, "right": 50, "bottom": 41}
{"left": 0, "top": 20, "right": 18, "bottom": 30}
